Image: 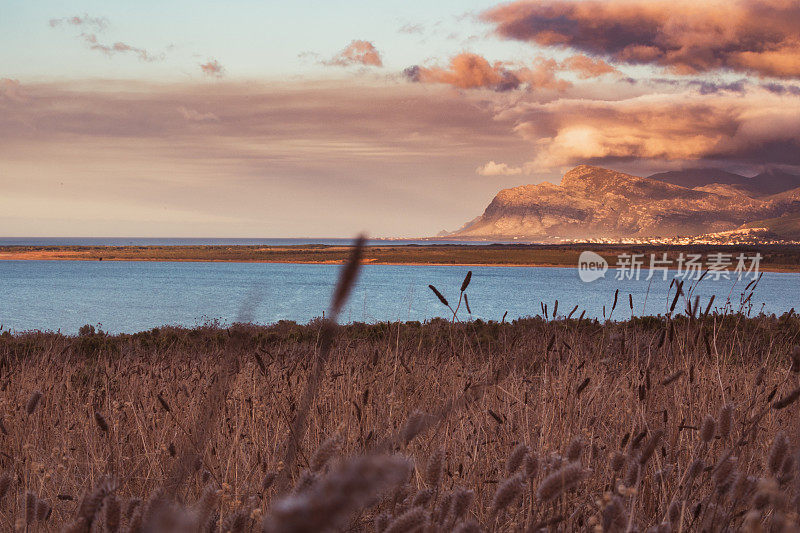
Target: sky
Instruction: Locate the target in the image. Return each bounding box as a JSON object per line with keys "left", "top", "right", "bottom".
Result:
{"left": 2, "top": 0, "right": 800, "bottom": 237}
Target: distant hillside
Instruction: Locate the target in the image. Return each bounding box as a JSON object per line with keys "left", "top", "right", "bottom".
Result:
{"left": 447, "top": 165, "right": 800, "bottom": 240}
{"left": 647, "top": 167, "right": 800, "bottom": 197}
{"left": 647, "top": 168, "right": 750, "bottom": 188}
{"left": 750, "top": 169, "right": 800, "bottom": 196}
{"left": 740, "top": 212, "right": 800, "bottom": 240}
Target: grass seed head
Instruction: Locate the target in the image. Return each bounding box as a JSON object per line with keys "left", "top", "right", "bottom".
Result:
{"left": 25, "top": 391, "right": 42, "bottom": 415}
{"left": 524, "top": 453, "right": 540, "bottom": 479}
{"left": 491, "top": 473, "right": 524, "bottom": 515}
{"left": 424, "top": 448, "right": 444, "bottom": 487}
{"left": 769, "top": 432, "right": 789, "bottom": 475}
{"left": 537, "top": 463, "right": 588, "bottom": 502}
{"left": 506, "top": 444, "right": 529, "bottom": 474}
{"left": 700, "top": 415, "right": 716, "bottom": 443}
{"left": 718, "top": 404, "right": 734, "bottom": 440}
{"left": 384, "top": 506, "right": 427, "bottom": 533}
{"left": 566, "top": 437, "right": 584, "bottom": 462}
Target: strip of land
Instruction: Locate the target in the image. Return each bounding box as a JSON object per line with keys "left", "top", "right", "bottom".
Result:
{"left": 2, "top": 244, "right": 800, "bottom": 271}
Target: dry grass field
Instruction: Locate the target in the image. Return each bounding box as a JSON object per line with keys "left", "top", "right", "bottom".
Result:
{"left": 1, "top": 311, "right": 799, "bottom": 532}
{"left": 1, "top": 249, "right": 799, "bottom": 532}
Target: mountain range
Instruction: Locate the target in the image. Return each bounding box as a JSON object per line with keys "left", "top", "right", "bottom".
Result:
{"left": 447, "top": 165, "right": 800, "bottom": 241}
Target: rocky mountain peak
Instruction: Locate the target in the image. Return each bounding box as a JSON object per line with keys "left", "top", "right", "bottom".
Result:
{"left": 446, "top": 165, "right": 800, "bottom": 240}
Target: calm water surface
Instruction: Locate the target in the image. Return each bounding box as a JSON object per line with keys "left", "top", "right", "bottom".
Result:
{"left": 0, "top": 261, "right": 797, "bottom": 334}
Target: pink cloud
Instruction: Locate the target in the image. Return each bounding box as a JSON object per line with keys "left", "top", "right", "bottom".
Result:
{"left": 499, "top": 89, "right": 800, "bottom": 170}
{"left": 81, "top": 33, "right": 162, "bottom": 62}
{"left": 399, "top": 23, "right": 425, "bottom": 35}
{"left": 49, "top": 15, "right": 108, "bottom": 31}
{"left": 50, "top": 17, "right": 163, "bottom": 63}
{"left": 561, "top": 55, "right": 621, "bottom": 79}
{"left": 325, "top": 40, "right": 383, "bottom": 67}
{"left": 477, "top": 161, "right": 524, "bottom": 176}
{"left": 0, "top": 79, "right": 25, "bottom": 102}
{"left": 482, "top": 0, "right": 800, "bottom": 78}
{"left": 200, "top": 59, "right": 225, "bottom": 77}
{"left": 404, "top": 53, "right": 569, "bottom": 92}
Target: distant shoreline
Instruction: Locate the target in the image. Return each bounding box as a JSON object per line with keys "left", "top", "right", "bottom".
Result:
{"left": 2, "top": 244, "right": 800, "bottom": 272}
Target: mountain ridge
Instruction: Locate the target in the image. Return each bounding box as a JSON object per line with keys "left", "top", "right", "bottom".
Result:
{"left": 448, "top": 165, "right": 800, "bottom": 241}
{"left": 648, "top": 167, "right": 800, "bottom": 197}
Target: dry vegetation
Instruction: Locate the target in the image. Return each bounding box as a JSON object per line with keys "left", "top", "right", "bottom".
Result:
{"left": 0, "top": 253, "right": 799, "bottom": 532}
{"left": 2, "top": 244, "right": 800, "bottom": 271}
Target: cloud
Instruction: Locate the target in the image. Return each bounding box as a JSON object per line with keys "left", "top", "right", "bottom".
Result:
{"left": 0, "top": 79, "right": 25, "bottom": 102}
{"left": 477, "top": 161, "right": 524, "bottom": 176}
{"left": 482, "top": 0, "right": 800, "bottom": 78}
{"left": 495, "top": 89, "right": 800, "bottom": 170}
{"left": 761, "top": 82, "right": 800, "bottom": 95}
{"left": 687, "top": 80, "right": 748, "bottom": 95}
{"left": 88, "top": 36, "right": 160, "bottom": 62}
{"left": 560, "top": 55, "right": 620, "bottom": 78}
{"left": 200, "top": 59, "right": 225, "bottom": 77}
{"left": 0, "top": 80, "right": 533, "bottom": 237}
{"left": 404, "top": 53, "right": 569, "bottom": 91}
{"left": 0, "top": 80, "right": 528, "bottom": 169}
{"left": 80, "top": 33, "right": 162, "bottom": 62}
{"left": 297, "top": 51, "right": 321, "bottom": 63}
{"left": 324, "top": 40, "right": 383, "bottom": 67}
{"left": 177, "top": 106, "right": 219, "bottom": 122}
{"left": 50, "top": 16, "right": 163, "bottom": 62}
{"left": 399, "top": 23, "right": 425, "bottom": 35}
{"left": 49, "top": 15, "right": 108, "bottom": 31}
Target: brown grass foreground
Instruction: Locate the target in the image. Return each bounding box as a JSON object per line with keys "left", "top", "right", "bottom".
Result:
{"left": 1, "top": 311, "right": 799, "bottom": 532}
